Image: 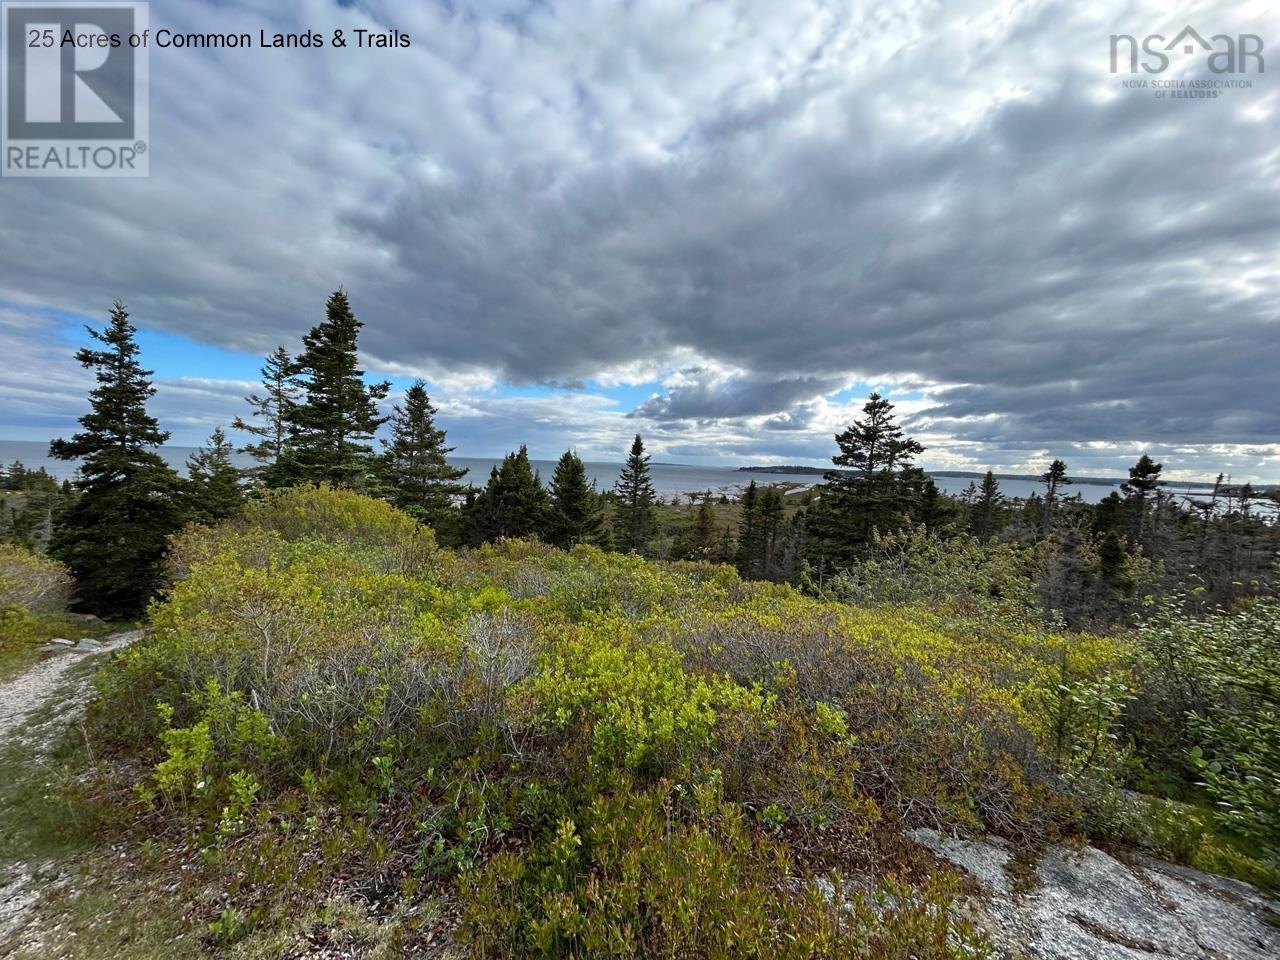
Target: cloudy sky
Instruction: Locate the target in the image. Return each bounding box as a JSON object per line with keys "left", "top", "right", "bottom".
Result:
{"left": 2, "top": 0, "right": 1278, "bottom": 481}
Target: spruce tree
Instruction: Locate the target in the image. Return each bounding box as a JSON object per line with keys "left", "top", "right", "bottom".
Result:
{"left": 185, "top": 427, "right": 245, "bottom": 525}
{"left": 1039, "top": 459, "right": 1072, "bottom": 534}
{"left": 48, "top": 302, "right": 184, "bottom": 616}
{"left": 475, "top": 446, "right": 549, "bottom": 541}
{"left": 679, "top": 494, "right": 719, "bottom": 561}
{"left": 281, "top": 290, "right": 390, "bottom": 489}
{"left": 232, "top": 346, "right": 299, "bottom": 485}
{"left": 461, "top": 471, "right": 499, "bottom": 546}
{"left": 1120, "top": 453, "right": 1163, "bottom": 547}
{"left": 971, "top": 470, "right": 1003, "bottom": 540}
{"left": 814, "top": 392, "right": 924, "bottom": 564}
{"left": 613, "top": 434, "right": 657, "bottom": 554}
{"left": 380, "top": 380, "right": 467, "bottom": 535}
{"left": 547, "top": 450, "right": 602, "bottom": 548}
{"left": 758, "top": 486, "right": 786, "bottom": 579}
{"left": 736, "top": 480, "right": 762, "bottom": 577}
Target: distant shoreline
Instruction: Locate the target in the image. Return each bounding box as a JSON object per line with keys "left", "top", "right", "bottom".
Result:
{"left": 736, "top": 465, "right": 1276, "bottom": 492}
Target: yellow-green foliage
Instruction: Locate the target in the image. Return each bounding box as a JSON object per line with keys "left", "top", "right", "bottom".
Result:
{"left": 530, "top": 616, "right": 770, "bottom": 772}
{"left": 1134, "top": 594, "right": 1280, "bottom": 864}
{"left": 0, "top": 542, "right": 72, "bottom": 613}
{"left": 816, "top": 526, "right": 1043, "bottom": 632}
{"left": 0, "top": 544, "right": 90, "bottom": 677}
{"left": 1020, "top": 633, "right": 1137, "bottom": 778}
{"left": 245, "top": 483, "right": 439, "bottom": 573}
{"left": 88, "top": 487, "right": 1161, "bottom": 953}
{"left": 460, "top": 780, "right": 987, "bottom": 960}
{"left": 95, "top": 486, "right": 1110, "bottom": 836}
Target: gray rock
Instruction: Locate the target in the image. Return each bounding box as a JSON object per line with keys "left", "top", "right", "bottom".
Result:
{"left": 47, "top": 638, "right": 74, "bottom": 647}
{"left": 73, "top": 638, "right": 102, "bottom": 652}
{"left": 911, "top": 828, "right": 1280, "bottom": 960}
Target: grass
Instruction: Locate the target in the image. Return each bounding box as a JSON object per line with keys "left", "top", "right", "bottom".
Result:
{"left": 2, "top": 860, "right": 198, "bottom": 960}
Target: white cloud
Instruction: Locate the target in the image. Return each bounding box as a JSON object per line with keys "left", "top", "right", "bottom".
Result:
{"left": 0, "top": 0, "right": 1277, "bottom": 479}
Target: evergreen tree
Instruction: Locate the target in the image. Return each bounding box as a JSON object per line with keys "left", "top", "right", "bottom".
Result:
{"left": 547, "top": 450, "right": 602, "bottom": 548}
{"left": 971, "top": 470, "right": 1003, "bottom": 540}
{"left": 1017, "top": 492, "right": 1044, "bottom": 540}
{"left": 48, "top": 302, "right": 184, "bottom": 615}
{"left": 758, "top": 486, "right": 786, "bottom": 579}
{"left": 714, "top": 524, "right": 737, "bottom": 565}
{"left": 736, "top": 481, "right": 762, "bottom": 577}
{"left": 185, "top": 427, "right": 245, "bottom": 525}
{"left": 233, "top": 346, "right": 299, "bottom": 485}
{"left": 679, "top": 494, "right": 719, "bottom": 561}
{"left": 281, "top": 290, "right": 390, "bottom": 489}
{"left": 899, "top": 468, "right": 951, "bottom": 530}
{"left": 460, "top": 474, "right": 497, "bottom": 547}
{"left": 813, "top": 392, "right": 924, "bottom": 564}
{"left": 1120, "top": 453, "right": 1163, "bottom": 548}
{"left": 1039, "top": 459, "right": 1072, "bottom": 535}
{"left": 380, "top": 380, "right": 467, "bottom": 536}
{"left": 613, "top": 434, "right": 657, "bottom": 553}
{"left": 475, "top": 446, "right": 549, "bottom": 541}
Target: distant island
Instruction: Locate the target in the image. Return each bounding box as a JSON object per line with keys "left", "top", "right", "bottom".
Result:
{"left": 737, "top": 465, "right": 1267, "bottom": 491}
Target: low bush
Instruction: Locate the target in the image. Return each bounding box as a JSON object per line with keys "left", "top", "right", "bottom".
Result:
{"left": 459, "top": 779, "right": 988, "bottom": 960}
{"left": 80, "top": 487, "right": 1276, "bottom": 952}
{"left": 0, "top": 542, "right": 72, "bottom": 612}
{"left": 1131, "top": 594, "right": 1280, "bottom": 865}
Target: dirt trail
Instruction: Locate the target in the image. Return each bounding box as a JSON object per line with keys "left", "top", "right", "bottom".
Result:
{"left": 0, "top": 631, "right": 141, "bottom": 745}
{"left": 0, "top": 630, "right": 142, "bottom": 953}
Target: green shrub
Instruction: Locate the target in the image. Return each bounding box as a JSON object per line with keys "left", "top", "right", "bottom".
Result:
{"left": 1133, "top": 595, "right": 1280, "bottom": 864}
{"left": 814, "top": 527, "right": 1043, "bottom": 633}
{"left": 0, "top": 544, "right": 97, "bottom": 677}
{"left": 94, "top": 489, "right": 1243, "bottom": 951}
{"left": 245, "top": 483, "right": 439, "bottom": 574}
{"left": 529, "top": 616, "right": 770, "bottom": 775}
{"left": 459, "top": 780, "right": 988, "bottom": 960}
{"left": 0, "top": 542, "right": 72, "bottom": 612}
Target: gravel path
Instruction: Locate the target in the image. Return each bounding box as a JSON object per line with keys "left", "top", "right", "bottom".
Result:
{"left": 0, "top": 630, "right": 142, "bottom": 746}
{"left": 0, "top": 629, "right": 142, "bottom": 953}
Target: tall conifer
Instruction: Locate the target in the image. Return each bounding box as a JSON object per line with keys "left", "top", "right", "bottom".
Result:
{"left": 48, "top": 302, "right": 184, "bottom": 615}
{"left": 233, "top": 346, "right": 299, "bottom": 485}
{"left": 381, "top": 380, "right": 467, "bottom": 534}
{"left": 547, "top": 450, "right": 602, "bottom": 548}
{"left": 813, "top": 392, "right": 924, "bottom": 564}
{"left": 185, "top": 427, "right": 245, "bottom": 525}
{"left": 613, "top": 434, "right": 657, "bottom": 553}
{"left": 282, "top": 290, "right": 390, "bottom": 488}
{"left": 971, "top": 470, "right": 1003, "bottom": 540}
{"left": 474, "top": 446, "right": 549, "bottom": 541}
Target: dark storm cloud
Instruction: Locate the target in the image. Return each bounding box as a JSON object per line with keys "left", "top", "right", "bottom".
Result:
{"left": 0, "top": 0, "right": 1277, "bottom": 476}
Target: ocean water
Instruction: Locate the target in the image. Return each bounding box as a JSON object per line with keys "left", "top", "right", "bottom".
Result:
{"left": 1, "top": 438, "right": 1220, "bottom": 504}
{"left": 0, "top": 440, "right": 814, "bottom": 499}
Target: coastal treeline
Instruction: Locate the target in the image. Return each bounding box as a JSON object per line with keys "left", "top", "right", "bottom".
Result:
{"left": 4, "top": 293, "right": 1278, "bottom": 629}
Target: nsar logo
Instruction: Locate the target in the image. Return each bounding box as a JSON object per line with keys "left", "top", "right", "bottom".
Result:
{"left": 1110, "top": 26, "right": 1264, "bottom": 75}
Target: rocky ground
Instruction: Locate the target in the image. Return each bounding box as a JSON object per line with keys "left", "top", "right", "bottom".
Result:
{"left": 0, "top": 630, "right": 140, "bottom": 745}
{"left": 0, "top": 630, "right": 141, "bottom": 955}
{"left": 913, "top": 828, "right": 1280, "bottom": 960}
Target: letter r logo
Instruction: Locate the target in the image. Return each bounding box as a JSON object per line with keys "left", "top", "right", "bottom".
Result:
{"left": 5, "top": 3, "right": 137, "bottom": 139}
